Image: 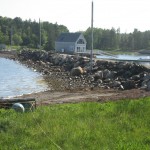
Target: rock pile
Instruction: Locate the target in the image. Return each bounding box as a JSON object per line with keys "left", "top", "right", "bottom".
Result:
{"left": 18, "top": 49, "right": 150, "bottom": 91}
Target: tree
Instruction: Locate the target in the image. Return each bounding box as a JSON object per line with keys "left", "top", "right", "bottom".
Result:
{"left": 13, "top": 34, "right": 23, "bottom": 45}
{"left": 1, "top": 16, "right": 150, "bottom": 51}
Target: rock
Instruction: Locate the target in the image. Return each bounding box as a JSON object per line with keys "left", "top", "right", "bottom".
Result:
{"left": 117, "top": 62, "right": 127, "bottom": 69}
{"left": 18, "top": 49, "right": 150, "bottom": 91}
{"left": 147, "top": 80, "right": 150, "bottom": 91}
{"left": 104, "top": 78, "right": 111, "bottom": 83}
{"left": 141, "top": 80, "right": 148, "bottom": 87}
{"left": 142, "top": 79, "right": 150, "bottom": 91}
{"left": 43, "top": 69, "right": 49, "bottom": 74}
{"left": 119, "top": 85, "right": 124, "bottom": 90}
{"left": 130, "top": 63, "right": 149, "bottom": 75}
{"left": 87, "top": 75, "right": 95, "bottom": 83}
{"left": 94, "top": 71, "right": 103, "bottom": 80}
{"left": 143, "top": 74, "right": 150, "bottom": 80}
{"left": 74, "top": 61, "right": 80, "bottom": 68}
{"left": 112, "top": 81, "right": 121, "bottom": 87}
{"left": 122, "top": 80, "right": 136, "bottom": 90}
{"left": 123, "top": 70, "right": 132, "bottom": 78}
{"left": 106, "top": 71, "right": 116, "bottom": 79}
{"left": 102, "top": 69, "right": 109, "bottom": 79}
{"left": 71, "top": 66, "right": 83, "bottom": 76}
{"left": 130, "top": 74, "right": 140, "bottom": 81}
{"left": 97, "top": 79, "right": 103, "bottom": 84}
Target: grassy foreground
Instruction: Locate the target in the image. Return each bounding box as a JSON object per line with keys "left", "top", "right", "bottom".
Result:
{"left": 1, "top": 97, "right": 150, "bottom": 150}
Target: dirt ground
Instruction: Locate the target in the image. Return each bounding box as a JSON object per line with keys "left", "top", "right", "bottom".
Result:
{"left": 15, "top": 88, "right": 150, "bottom": 106}
{"left": 1, "top": 51, "right": 150, "bottom": 105}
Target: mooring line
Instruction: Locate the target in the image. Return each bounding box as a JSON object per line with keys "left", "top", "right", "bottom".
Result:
{"left": 32, "top": 112, "right": 63, "bottom": 150}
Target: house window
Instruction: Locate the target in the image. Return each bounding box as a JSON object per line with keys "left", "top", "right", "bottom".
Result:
{"left": 77, "top": 47, "right": 80, "bottom": 52}
{"left": 77, "top": 47, "right": 86, "bottom": 52}
{"left": 77, "top": 39, "right": 85, "bottom": 44}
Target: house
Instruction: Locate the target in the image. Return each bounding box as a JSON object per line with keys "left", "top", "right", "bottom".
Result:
{"left": 55, "top": 32, "right": 86, "bottom": 54}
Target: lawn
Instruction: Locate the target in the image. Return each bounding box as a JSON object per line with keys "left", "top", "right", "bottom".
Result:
{"left": 0, "top": 97, "right": 150, "bottom": 150}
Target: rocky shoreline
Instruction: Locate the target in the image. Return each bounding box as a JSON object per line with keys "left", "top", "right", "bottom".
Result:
{"left": 1, "top": 49, "right": 150, "bottom": 104}
{"left": 17, "top": 49, "right": 150, "bottom": 91}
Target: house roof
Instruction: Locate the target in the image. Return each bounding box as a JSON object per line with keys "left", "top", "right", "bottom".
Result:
{"left": 56, "top": 32, "right": 82, "bottom": 42}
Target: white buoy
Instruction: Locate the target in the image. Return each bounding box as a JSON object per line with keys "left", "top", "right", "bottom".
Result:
{"left": 12, "top": 103, "right": 25, "bottom": 113}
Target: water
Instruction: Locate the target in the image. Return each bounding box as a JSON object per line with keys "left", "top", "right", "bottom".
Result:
{"left": 96, "top": 54, "right": 150, "bottom": 68}
{"left": 0, "top": 58, "right": 48, "bottom": 98}
{"left": 117, "top": 54, "right": 150, "bottom": 60}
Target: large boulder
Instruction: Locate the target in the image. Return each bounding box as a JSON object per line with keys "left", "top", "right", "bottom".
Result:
{"left": 147, "top": 80, "right": 150, "bottom": 91}
{"left": 111, "top": 81, "right": 121, "bottom": 88}
{"left": 142, "top": 79, "right": 150, "bottom": 91}
{"left": 71, "top": 66, "right": 84, "bottom": 76}
{"left": 94, "top": 71, "right": 103, "bottom": 80}
{"left": 103, "top": 69, "right": 116, "bottom": 79}
{"left": 122, "top": 80, "right": 136, "bottom": 90}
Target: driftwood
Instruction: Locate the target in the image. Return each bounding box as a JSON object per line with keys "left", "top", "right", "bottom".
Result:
{"left": 0, "top": 98, "right": 36, "bottom": 111}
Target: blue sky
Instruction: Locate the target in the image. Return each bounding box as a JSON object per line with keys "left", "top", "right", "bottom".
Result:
{"left": 0, "top": 0, "right": 150, "bottom": 33}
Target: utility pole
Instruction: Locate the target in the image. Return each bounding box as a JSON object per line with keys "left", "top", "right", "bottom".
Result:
{"left": 90, "top": 1, "right": 94, "bottom": 71}
{"left": 10, "top": 26, "right": 13, "bottom": 50}
{"left": 39, "top": 18, "right": 41, "bottom": 49}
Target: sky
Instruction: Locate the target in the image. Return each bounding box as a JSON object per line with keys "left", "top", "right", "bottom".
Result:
{"left": 0, "top": 0, "right": 150, "bottom": 33}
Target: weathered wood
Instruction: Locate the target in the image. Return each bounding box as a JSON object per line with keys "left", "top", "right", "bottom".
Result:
{"left": 0, "top": 98, "right": 35, "bottom": 103}
{"left": 0, "top": 98, "right": 36, "bottom": 111}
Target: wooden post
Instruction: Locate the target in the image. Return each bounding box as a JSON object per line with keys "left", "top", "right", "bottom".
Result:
{"left": 90, "top": 1, "right": 94, "bottom": 71}
{"left": 39, "top": 18, "right": 41, "bottom": 49}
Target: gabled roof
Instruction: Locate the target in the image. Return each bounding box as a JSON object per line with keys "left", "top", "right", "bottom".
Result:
{"left": 56, "top": 32, "right": 82, "bottom": 42}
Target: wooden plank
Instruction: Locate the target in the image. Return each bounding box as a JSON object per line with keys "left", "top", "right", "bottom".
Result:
{"left": 0, "top": 98, "right": 36, "bottom": 111}
{"left": 0, "top": 98, "right": 35, "bottom": 103}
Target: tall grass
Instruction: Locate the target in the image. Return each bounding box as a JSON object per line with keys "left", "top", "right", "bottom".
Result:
{"left": 0, "top": 97, "right": 150, "bottom": 149}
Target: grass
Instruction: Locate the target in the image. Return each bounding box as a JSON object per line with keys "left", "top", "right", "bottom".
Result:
{"left": 6, "top": 45, "right": 21, "bottom": 51}
{"left": 1, "top": 97, "right": 150, "bottom": 150}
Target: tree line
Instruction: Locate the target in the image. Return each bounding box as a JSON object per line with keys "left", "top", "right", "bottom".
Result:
{"left": 0, "top": 16, "right": 69, "bottom": 50}
{"left": 84, "top": 27, "right": 150, "bottom": 51}
{"left": 0, "top": 16, "right": 150, "bottom": 51}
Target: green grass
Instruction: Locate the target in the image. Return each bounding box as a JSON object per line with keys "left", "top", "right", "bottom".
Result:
{"left": 6, "top": 45, "right": 21, "bottom": 51}
{"left": 1, "top": 97, "right": 150, "bottom": 150}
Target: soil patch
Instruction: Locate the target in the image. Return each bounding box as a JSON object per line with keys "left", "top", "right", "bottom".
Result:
{"left": 15, "top": 88, "right": 150, "bottom": 105}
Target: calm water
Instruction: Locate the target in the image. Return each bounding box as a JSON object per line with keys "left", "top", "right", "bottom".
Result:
{"left": 96, "top": 54, "right": 150, "bottom": 68}
{"left": 0, "top": 58, "right": 48, "bottom": 98}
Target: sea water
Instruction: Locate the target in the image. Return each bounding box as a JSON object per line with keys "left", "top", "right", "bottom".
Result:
{"left": 0, "top": 58, "right": 48, "bottom": 98}
{"left": 96, "top": 54, "right": 150, "bottom": 68}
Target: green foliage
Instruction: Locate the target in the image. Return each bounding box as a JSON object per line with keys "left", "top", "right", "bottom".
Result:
{"left": 84, "top": 27, "right": 150, "bottom": 51}
{"left": 0, "top": 97, "right": 150, "bottom": 149}
{"left": 0, "top": 16, "right": 69, "bottom": 50}
{"left": 1, "top": 15, "right": 150, "bottom": 51}
{"left": 12, "top": 34, "right": 23, "bottom": 45}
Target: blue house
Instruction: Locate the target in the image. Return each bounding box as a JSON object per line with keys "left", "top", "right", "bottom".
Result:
{"left": 55, "top": 32, "right": 86, "bottom": 54}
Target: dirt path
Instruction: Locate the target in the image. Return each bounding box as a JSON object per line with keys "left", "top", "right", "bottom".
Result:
{"left": 15, "top": 88, "right": 150, "bottom": 105}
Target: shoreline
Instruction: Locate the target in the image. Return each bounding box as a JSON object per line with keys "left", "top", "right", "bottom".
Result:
{"left": 0, "top": 50, "right": 150, "bottom": 105}
{"left": 0, "top": 50, "right": 17, "bottom": 59}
